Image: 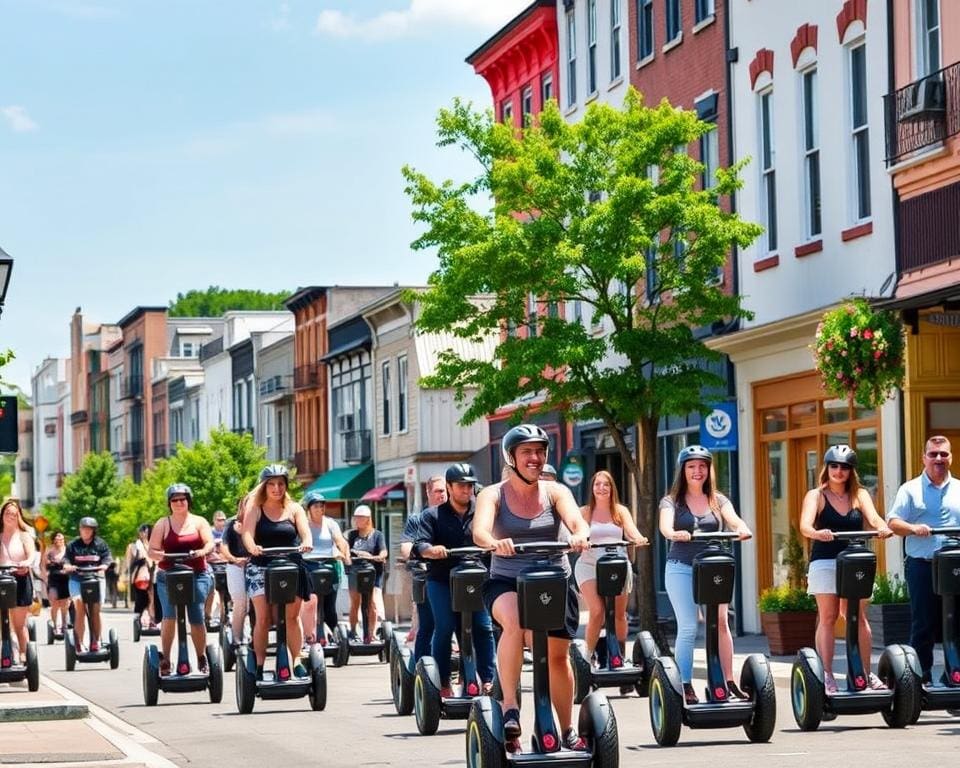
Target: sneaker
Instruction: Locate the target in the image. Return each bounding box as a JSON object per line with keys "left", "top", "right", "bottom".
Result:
{"left": 293, "top": 663, "right": 309, "bottom": 679}
{"left": 562, "top": 728, "right": 587, "bottom": 750}
{"left": 197, "top": 655, "right": 209, "bottom": 675}
{"left": 89, "top": 640, "right": 100, "bottom": 653}
{"left": 868, "top": 673, "right": 887, "bottom": 690}
{"left": 159, "top": 656, "right": 172, "bottom": 677}
{"left": 683, "top": 683, "right": 699, "bottom": 705}
{"left": 824, "top": 673, "right": 838, "bottom": 695}
{"left": 727, "top": 680, "right": 748, "bottom": 700}
{"left": 75, "top": 642, "right": 84, "bottom": 655}
{"left": 503, "top": 708, "right": 522, "bottom": 739}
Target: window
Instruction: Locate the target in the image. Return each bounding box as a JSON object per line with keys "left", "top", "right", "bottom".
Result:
{"left": 527, "top": 292, "right": 538, "bottom": 336}
{"left": 695, "top": 0, "right": 714, "bottom": 23}
{"left": 541, "top": 71, "right": 554, "bottom": 105}
{"left": 263, "top": 408, "right": 273, "bottom": 453}
{"left": 397, "top": 355, "right": 408, "bottom": 432}
{"left": 916, "top": 0, "right": 941, "bottom": 78}
{"left": 573, "top": 300, "right": 583, "bottom": 324}
{"left": 637, "top": 0, "right": 653, "bottom": 60}
{"left": 190, "top": 400, "right": 199, "bottom": 441}
{"left": 501, "top": 98, "right": 513, "bottom": 125}
{"left": 246, "top": 374, "right": 254, "bottom": 430}
{"left": 522, "top": 86, "right": 533, "bottom": 124}
{"left": 759, "top": 90, "right": 777, "bottom": 252}
{"left": 179, "top": 340, "right": 196, "bottom": 358}
{"left": 849, "top": 43, "right": 871, "bottom": 221}
{"left": 645, "top": 244, "right": 660, "bottom": 304}
{"left": 587, "top": 0, "right": 598, "bottom": 94}
{"left": 610, "top": 0, "right": 621, "bottom": 81}
{"left": 566, "top": 8, "right": 577, "bottom": 106}
{"left": 381, "top": 360, "right": 391, "bottom": 436}
{"left": 800, "top": 68, "right": 822, "bottom": 238}
{"left": 665, "top": 0, "right": 681, "bottom": 43}
{"left": 696, "top": 93, "right": 719, "bottom": 191}
{"left": 276, "top": 409, "right": 285, "bottom": 460}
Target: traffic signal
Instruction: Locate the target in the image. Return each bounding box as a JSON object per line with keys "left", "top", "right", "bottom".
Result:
{"left": 0, "top": 396, "right": 18, "bottom": 454}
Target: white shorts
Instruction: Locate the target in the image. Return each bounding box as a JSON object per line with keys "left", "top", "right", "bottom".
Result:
{"left": 807, "top": 559, "right": 837, "bottom": 595}
{"left": 574, "top": 556, "right": 634, "bottom": 594}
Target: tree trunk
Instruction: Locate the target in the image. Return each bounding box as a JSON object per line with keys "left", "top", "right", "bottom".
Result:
{"left": 632, "top": 415, "right": 667, "bottom": 650}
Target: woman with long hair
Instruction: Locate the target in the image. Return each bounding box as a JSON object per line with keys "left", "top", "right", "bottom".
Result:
{"left": 574, "top": 471, "right": 647, "bottom": 659}
{"left": 43, "top": 530, "right": 71, "bottom": 635}
{"left": 659, "top": 445, "right": 751, "bottom": 705}
{"left": 799, "top": 444, "right": 892, "bottom": 694}
{"left": 221, "top": 494, "right": 251, "bottom": 647}
{"left": 299, "top": 491, "right": 350, "bottom": 644}
{"left": 127, "top": 524, "right": 157, "bottom": 629}
{"left": 0, "top": 499, "right": 37, "bottom": 662}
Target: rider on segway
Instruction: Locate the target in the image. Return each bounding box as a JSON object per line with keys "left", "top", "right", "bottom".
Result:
{"left": 63, "top": 516, "right": 112, "bottom": 654}
{"left": 300, "top": 490, "right": 351, "bottom": 645}
{"left": 415, "top": 462, "right": 497, "bottom": 698}
{"left": 0, "top": 499, "right": 37, "bottom": 664}
{"left": 147, "top": 483, "right": 216, "bottom": 676}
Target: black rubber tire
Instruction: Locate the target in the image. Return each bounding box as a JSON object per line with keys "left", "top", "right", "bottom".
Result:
{"left": 882, "top": 652, "right": 920, "bottom": 728}
{"left": 221, "top": 626, "right": 236, "bottom": 672}
{"left": 631, "top": 631, "right": 659, "bottom": 697}
{"left": 235, "top": 652, "right": 256, "bottom": 714}
{"left": 333, "top": 625, "right": 350, "bottom": 668}
{"left": 133, "top": 617, "right": 141, "bottom": 643}
{"left": 587, "top": 699, "right": 619, "bottom": 768}
{"left": 26, "top": 642, "right": 39, "bottom": 692}
{"left": 207, "top": 644, "right": 223, "bottom": 704}
{"left": 790, "top": 656, "right": 824, "bottom": 732}
{"left": 466, "top": 701, "right": 505, "bottom": 768}
{"left": 570, "top": 642, "right": 593, "bottom": 704}
{"left": 742, "top": 657, "right": 777, "bottom": 743}
{"left": 648, "top": 662, "right": 682, "bottom": 747}
{"left": 47, "top": 621, "right": 55, "bottom": 646}
{"left": 109, "top": 628, "right": 120, "bottom": 670}
{"left": 142, "top": 649, "right": 159, "bottom": 706}
{"left": 379, "top": 621, "right": 394, "bottom": 664}
{"left": 27, "top": 618, "right": 36, "bottom": 643}
{"left": 309, "top": 647, "right": 327, "bottom": 712}
{"left": 414, "top": 660, "right": 442, "bottom": 736}
{"left": 392, "top": 651, "right": 415, "bottom": 716}
{"left": 65, "top": 630, "right": 76, "bottom": 672}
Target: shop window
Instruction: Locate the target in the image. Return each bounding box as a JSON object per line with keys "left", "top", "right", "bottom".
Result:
{"left": 855, "top": 427, "right": 879, "bottom": 498}
{"left": 822, "top": 398, "right": 850, "bottom": 424}
{"left": 789, "top": 402, "right": 817, "bottom": 430}
{"left": 761, "top": 407, "right": 787, "bottom": 434}
{"left": 766, "top": 440, "right": 789, "bottom": 587}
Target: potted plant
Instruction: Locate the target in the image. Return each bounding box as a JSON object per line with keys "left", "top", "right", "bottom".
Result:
{"left": 758, "top": 527, "right": 818, "bottom": 656}
{"left": 868, "top": 572, "right": 911, "bottom": 648}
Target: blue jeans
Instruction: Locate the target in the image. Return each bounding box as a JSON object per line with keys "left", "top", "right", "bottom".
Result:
{"left": 156, "top": 569, "right": 213, "bottom": 626}
{"left": 664, "top": 560, "right": 698, "bottom": 684}
{"left": 414, "top": 597, "right": 435, "bottom": 661}
{"left": 426, "top": 579, "right": 496, "bottom": 686}
{"left": 905, "top": 557, "right": 941, "bottom": 680}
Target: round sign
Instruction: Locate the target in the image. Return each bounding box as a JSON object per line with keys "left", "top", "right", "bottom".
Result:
{"left": 561, "top": 463, "right": 584, "bottom": 487}
{"left": 33, "top": 515, "right": 48, "bottom": 534}
{"left": 704, "top": 408, "right": 733, "bottom": 440}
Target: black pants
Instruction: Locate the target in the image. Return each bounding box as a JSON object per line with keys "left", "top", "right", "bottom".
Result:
{"left": 905, "top": 556, "right": 942, "bottom": 679}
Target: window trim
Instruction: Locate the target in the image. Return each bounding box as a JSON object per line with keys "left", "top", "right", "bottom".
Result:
{"left": 566, "top": 8, "right": 577, "bottom": 107}
{"left": 636, "top": 0, "right": 654, "bottom": 62}
{"left": 397, "top": 354, "right": 408, "bottom": 434}
{"left": 694, "top": 0, "right": 715, "bottom": 24}
{"left": 799, "top": 66, "right": 822, "bottom": 240}
{"left": 587, "top": 0, "right": 598, "bottom": 95}
{"left": 521, "top": 86, "right": 534, "bottom": 124}
{"left": 541, "top": 71, "right": 554, "bottom": 106}
{"left": 914, "top": 0, "right": 941, "bottom": 79}
{"left": 665, "top": 0, "right": 681, "bottom": 44}
{"left": 610, "top": 0, "right": 622, "bottom": 82}
{"left": 758, "top": 88, "right": 778, "bottom": 255}
{"left": 381, "top": 359, "right": 391, "bottom": 436}
{"left": 847, "top": 41, "right": 871, "bottom": 224}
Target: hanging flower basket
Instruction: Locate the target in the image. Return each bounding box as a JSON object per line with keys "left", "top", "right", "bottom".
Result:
{"left": 812, "top": 298, "right": 906, "bottom": 410}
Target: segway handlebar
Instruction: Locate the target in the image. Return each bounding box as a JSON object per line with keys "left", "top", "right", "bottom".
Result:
{"left": 444, "top": 546, "right": 493, "bottom": 557}
{"left": 155, "top": 551, "right": 196, "bottom": 563}
{"left": 930, "top": 527, "right": 960, "bottom": 537}
{"left": 829, "top": 530, "right": 880, "bottom": 541}
{"left": 511, "top": 541, "right": 572, "bottom": 555}
{"left": 302, "top": 553, "right": 341, "bottom": 563}
{"left": 258, "top": 546, "right": 305, "bottom": 557}
{"left": 71, "top": 564, "right": 106, "bottom": 574}
{"left": 691, "top": 531, "right": 751, "bottom": 541}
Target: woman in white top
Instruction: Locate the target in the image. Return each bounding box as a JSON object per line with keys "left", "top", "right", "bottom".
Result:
{"left": 574, "top": 471, "right": 648, "bottom": 658}
{"left": 0, "top": 499, "right": 36, "bottom": 663}
{"left": 299, "top": 491, "right": 351, "bottom": 643}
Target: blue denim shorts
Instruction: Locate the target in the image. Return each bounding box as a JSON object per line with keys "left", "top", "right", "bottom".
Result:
{"left": 68, "top": 576, "right": 105, "bottom": 602}
{"left": 156, "top": 569, "right": 213, "bottom": 626}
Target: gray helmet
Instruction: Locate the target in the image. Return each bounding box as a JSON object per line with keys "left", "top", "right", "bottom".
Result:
{"left": 824, "top": 444, "right": 858, "bottom": 468}
{"left": 166, "top": 483, "right": 193, "bottom": 506}
{"left": 445, "top": 462, "right": 478, "bottom": 485}
{"left": 677, "top": 445, "right": 713, "bottom": 468}
{"left": 259, "top": 464, "right": 290, "bottom": 484}
{"left": 78, "top": 516, "right": 98, "bottom": 529}
{"left": 301, "top": 490, "right": 326, "bottom": 509}
{"left": 501, "top": 424, "right": 550, "bottom": 469}
{"left": 540, "top": 464, "right": 558, "bottom": 478}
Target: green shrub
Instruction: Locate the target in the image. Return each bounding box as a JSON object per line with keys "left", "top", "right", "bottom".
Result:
{"left": 758, "top": 584, "right": 817, "bottom": 613}
{"left": 872, "top": 572, "right": 909, "bottom": 604}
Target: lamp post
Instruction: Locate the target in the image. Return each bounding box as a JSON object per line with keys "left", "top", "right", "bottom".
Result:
{"left": 0, "top": 247, "right": 13, "bottom": 318}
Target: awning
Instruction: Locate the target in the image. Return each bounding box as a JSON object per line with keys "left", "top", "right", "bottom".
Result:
{"left": 304, "top": 463, "right": 374, "bottom": 501}
{"left": 361, "top": 481, "right": 405, "bottom": 502}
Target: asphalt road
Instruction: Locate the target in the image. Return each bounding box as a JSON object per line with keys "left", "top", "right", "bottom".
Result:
{"left": 35, "top": 609, "right": 960, "bottom": 767}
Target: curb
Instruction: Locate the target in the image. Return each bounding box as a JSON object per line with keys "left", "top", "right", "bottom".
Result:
{"left": 0, "top": 700, "right": 89, "bottom": 722}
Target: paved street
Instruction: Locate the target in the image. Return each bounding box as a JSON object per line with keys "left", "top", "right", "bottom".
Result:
{"left": 6, "top": 608, "right": 955, "bottom": 767}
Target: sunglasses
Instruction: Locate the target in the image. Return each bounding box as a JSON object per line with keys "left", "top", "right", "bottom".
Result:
{"left": 926, "top": 451, "right": 951, "bottom": 459}
{"left": 827, "top": 463, "right": 852, "bottom": 471}
{"left": 169, "top": 497, "right": 189, "bottom": 504}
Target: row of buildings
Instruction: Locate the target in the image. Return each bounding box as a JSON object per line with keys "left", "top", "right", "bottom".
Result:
{"left": 15, "top": 1, "right": 960, "bottom": 635}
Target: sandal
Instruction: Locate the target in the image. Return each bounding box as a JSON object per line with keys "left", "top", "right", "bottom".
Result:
{"left": 562, "top": 728, "right": 586, "bottom": 750}
{"left": 197, "top": 655, "right": 209, "bottom": 675}
{"left": 868, "top": 673, "right": 887, "bottom": 690}
{"left": 159, "top": 656, "right": 172, "bottom": 677}
{"left": 503, "top": 708, "right": 521, "bottom": 739}
{"left": 683, "top": 683, "right": 699, "bottom": 705}
{"left": 727, "top": 680, "right": 748, "bottom": 700}
{"left": 824, "top": 673, "right": 838, "bottom": 695}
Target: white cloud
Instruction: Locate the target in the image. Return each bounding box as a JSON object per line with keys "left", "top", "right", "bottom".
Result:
{"left": 1, "top": 106, "right": 38, "bottom": 133}
{"left": 316, "top": 0, "right": 532, "bottom": 41}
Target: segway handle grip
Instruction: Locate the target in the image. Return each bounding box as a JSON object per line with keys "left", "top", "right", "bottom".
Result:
{"left": 830, "top": 530, "right": 880, "bottom": 541}
{"left": 445, "top": 546, "right": 493, "bottom": 557}
{"left": 929, "top": 527, "right": 960, "bottom": 537}
{"left": 589, "top": 540, "right": 631, "bottom": 549}
{"left": 691, "top": 531, "right": 745, "bottom": 541}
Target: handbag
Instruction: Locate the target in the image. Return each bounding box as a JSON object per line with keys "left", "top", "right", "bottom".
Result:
{"left": 133, "top": 563, "right": 151, "bottom": 591}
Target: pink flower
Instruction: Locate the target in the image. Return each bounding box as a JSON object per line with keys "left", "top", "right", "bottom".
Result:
{"left": 841, "top": 350, "right": 848, "bottom": 357}
{"left": 855, "top": 367, "right": 862, "bottom": 374}
{"left": 850, "top": 327, "right": 859, "bottom": 338}
{"left": 874, "top": 350, "right": 882, "bottom": 359}
{"left": 826, "top": 341, "right": 834, "bottom": 350}
{"left": 863, "top": 329, "right": 873, "bottom": 339}
{"left": 836, "top": 371, "right": 844, "bottom": 380}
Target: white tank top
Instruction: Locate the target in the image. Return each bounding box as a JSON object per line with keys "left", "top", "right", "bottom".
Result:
{"left": 580, "top": 519, "right": 625, "bottom": 566}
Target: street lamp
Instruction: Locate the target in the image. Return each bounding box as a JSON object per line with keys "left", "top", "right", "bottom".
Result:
{"left": 0, "top": 247, "right": 12, "bottom": 318}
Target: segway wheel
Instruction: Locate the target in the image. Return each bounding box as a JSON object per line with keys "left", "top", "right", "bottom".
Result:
{"left": 466, "top": 701, "right": 505, "bottom": 768}
{"left": 309, "top": 646, "right": 327, "bottom": 712}
{"left": 27, "top": 618, "right": 36, "bottom": 643}
{"left": 108, "top": 628, "right": 120, "bottom": 670}
{"left": 790, "top": 656, "right": 824, "bottom": 732}
{"left": 579, "top": 692, "right": 618, "bottom": 767}
{"left": 392, "top": 647, "right": 415, "bottom": 716}
{"left": 143, "top": 648, "right": 160, "bottom": 706}
{"left": 631, "top": 631, "right": 660, "bottom": 697}
{"left": 47, "top": 620, "right": 55, "bottom": 646}
{"left": 207, "top": 643, "right": 224, "bottom": 704}
{"left": 235, "top": 650, "right": 256, "bottom": 714}
{"left": 741, "top": 654, "right": 777, "bottom": 743}
{"left": 570, "top": 641, "right": 593, "bottom": 704}
{"left": 379, "top": 620, "right": 394, "bottom": 664}
{"left": 648, "top": 661, "right": 682, "bottom": 747}
{"left": 879, "top": 645, "right": 921, "bottom": 728}
{"left": 65, "top": 630, "right": 76, "bottom": 672}
{"left": 26, "top": 642, "right": 40, "bottom": 692}
{"left": 414, "top": 658, "right": 442, "bottom": 736}
{"left": 333, "top": 624, "right": 350, "bottom": 668}
{"left": 221, "top": 625, "right": 235, "bottom": 672}
{"left": 133, "top": 617, "right": 141, "bottom": 643}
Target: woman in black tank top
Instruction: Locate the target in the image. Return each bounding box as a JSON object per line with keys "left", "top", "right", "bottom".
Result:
{"left": 798, "top": 445, "right": 893, "bottom": 694}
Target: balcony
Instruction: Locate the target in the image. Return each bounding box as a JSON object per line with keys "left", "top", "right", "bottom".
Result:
{"left": 898, "top": 178, "right": 960, "bottom": 273}
{"left": 884, "top": 61, "right": 960, "bottom": 166}
{"left": 294, "top": 448, "right": 328, "bottom": 477}
{"left": 153, "top": 444, "right": 168, "bottom": 459}
{"left": 199, "top": 336, "right": 224, "bottom": 363}
{"left": 340, "top": 429, "right": 371, "bottom": 464}
{"left": 70, "top": 410, "right": 88, "bottom": 425}
{"left": 293, "top": 363, "right": 320, "bottom": 390}
{"left": 122, "top": 440, "right": 143, "bottom": 459}
{"left": 119, "top": 374, "right": 143, "bottom": 401}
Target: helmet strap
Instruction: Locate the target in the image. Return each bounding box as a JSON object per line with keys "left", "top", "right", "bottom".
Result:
{"left": 510, "top": 463, "right": 537, "bottom": 486}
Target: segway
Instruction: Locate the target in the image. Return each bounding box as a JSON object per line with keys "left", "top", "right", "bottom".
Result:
{"left": 466, "top": 541, "right": 619, "bottom": 767}
{"left": 206, "top": 561, "right": 230, "bottom": 634}
{"left": 303, "top": 553, "right": 349, "bottom": 667}
{"left": 791, "top": 530, "right": 921, "bottom": 730}
{"left": 649, "top": 531, "right": 776, "bottom": 746}
{"left": 0, "top": 565, "right": 39, "bottom": 691}
{"left": 392, "top": 558, "right": 428, "bottom": 715}
{"left": 346, "top": 554, "right": 393, "bottom": 663}
{"left": 235, "top": 547, "right": 326, "bottom": 713}
{"left": 570, "top": 541, "right": 653, "bottom": 701}
{"left": 142, "top": 553, "right": 223, "bottom": 705}
{"left": 50, "top": 602, "right": 77, "bottom": 645}
{"left": 133, "top": 600, "right": 162, "bottom": 643}
{"left": 908, "top": 526, "right": 960, "bottom": 719}
{"left": 65, "top": 566, "right": 119, "bottom": 671}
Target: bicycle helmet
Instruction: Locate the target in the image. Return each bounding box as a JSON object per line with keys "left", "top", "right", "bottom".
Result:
{"left": 166, "top": 483, "right": 193, "bottom": 506}
{"left": 501, "top": 424, "right": 551, "bottom": 486}
{"left": 676, "top": 445, "right": 713, "bottom": 469}
{"left": 445, "top": 462, "right": 478, "bottom": 485}
{"left": 540, "top": 463, "right": 558, "bottom": 479}
{"left": 78, "top": 516, "right": 99, "bottom": 529}
{"left": 824, "top": 444, "right": 858, "bottom": 468}
{"left": 301, "top": 490, "right": 327, "bottom": 509}
{"left": 259, "top": 464, "right": 290, "bottom": 484}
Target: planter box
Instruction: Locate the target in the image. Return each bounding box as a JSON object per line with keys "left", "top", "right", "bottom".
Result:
{"left": 760, "top": 611, "right": 817, "bottom": 656}
{"left": 868, "top": 603, "right": 911, "bottom": 648}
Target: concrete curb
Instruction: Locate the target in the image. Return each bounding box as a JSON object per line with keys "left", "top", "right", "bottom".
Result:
{"left": 0, "top": 700, "right": 89, "bottom": 722}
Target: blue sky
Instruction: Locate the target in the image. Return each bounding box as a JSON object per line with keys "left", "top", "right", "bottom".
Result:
{"left": 0, "top": 0, "right": 532, "bottom": 391}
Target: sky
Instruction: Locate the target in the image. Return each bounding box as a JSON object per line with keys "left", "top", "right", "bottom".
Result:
{"left": 0, "top": 0, "right": 533, "bottom": 392}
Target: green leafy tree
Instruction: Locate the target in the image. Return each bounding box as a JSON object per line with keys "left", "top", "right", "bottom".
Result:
{"left": 168, "top": 286, "right": 291, "bottom": 317}
{"left": 403, "top": 90, "right": 760, "bottom": 639}
{"left": 56, "top": 452, "right": 123, "bottom": 544}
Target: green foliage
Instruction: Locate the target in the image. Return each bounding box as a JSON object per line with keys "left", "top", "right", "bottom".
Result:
{"left": 758, "top": 584, "right": 817, "bottom": 613}
{"left": 872, "top": 572, "right": 909, "bottom": 604}
{"left": 168, "top": 286, "right": 291, "bottom": 317}
{"left": 56, "top": 452, "right": 123, "bottom": 542}
{"left": 812, "top": 298, "right": 906, "bottom": 410}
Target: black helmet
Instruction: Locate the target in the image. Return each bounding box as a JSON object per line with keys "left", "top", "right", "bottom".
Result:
{"left": 166, "top": 483, "right": 193, "bottom": 506}
{"left": 824, "top": 444, "right": 858, "bottom": 468}
{"left": 259, "top": 464, "right": 289, "bottom": 484}
{"left": 78, "top": 516, "right": 98, "bottom": 529}
{"left": 677, "top": 445, "right": 713, "bottom": 468}
{"left": 501, "top": 424, "right": 550, "bottom": 469}
{"left": 445, "top": 463, "right": 478, "bottom": 485}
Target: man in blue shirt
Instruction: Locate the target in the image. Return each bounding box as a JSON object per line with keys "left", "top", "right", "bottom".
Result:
{"left": 888, "top": 435, "right": 960, "bottom": 683}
